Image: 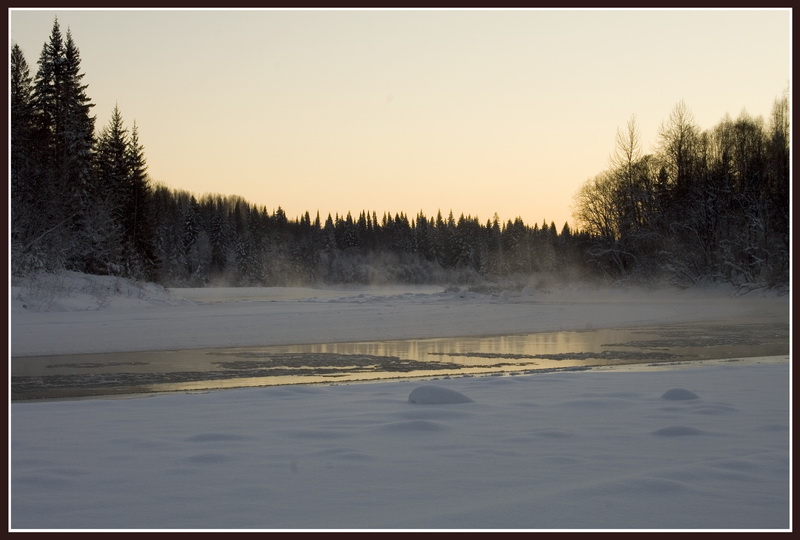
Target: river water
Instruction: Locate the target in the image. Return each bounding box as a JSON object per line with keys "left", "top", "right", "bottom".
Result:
{"left": 11, "top": 320, "right": 788, "bottom": 401}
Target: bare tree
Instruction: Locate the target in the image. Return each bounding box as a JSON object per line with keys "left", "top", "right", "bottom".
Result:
{"left": 658, "top": 100, "right": 699, "bottom": 194}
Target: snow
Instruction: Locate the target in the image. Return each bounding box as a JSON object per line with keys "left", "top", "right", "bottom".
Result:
{"left": 8, "top": 272, "right": 791, "bottom": 531}
{"left": 408, "top": 384, "right": 474, "bottom": 404}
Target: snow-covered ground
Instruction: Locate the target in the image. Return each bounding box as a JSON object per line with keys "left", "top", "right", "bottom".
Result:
{"left": 9, "top": 271, "right": 788, "bottom": 356}
{"left": 9, "top": 272, "right": 791, "bottom": 531}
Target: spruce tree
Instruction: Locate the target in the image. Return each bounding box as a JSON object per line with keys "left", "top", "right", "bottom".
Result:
{"left": 61, "top": 29, "right": 96, "bottom": 212}
{"left": 127, "top": 121, "right": 156, "bottom": 278}
{"left": 93, "top": 105, "right": 132, "bottom": 272}
{"left": 32, "top": 19, "right": 65, "bottom": 170}
{"left": 29, "top": 22, "right": 69, "bottom": 266}
{"left": 182, "top": 196, "right": 201, "bottom": 275}
{"left": 10, "top": 43, "right": 47, "bottom": 273}
{"left": 94, "top": 106, "right": 156, "bottom": 278}
{"left": 95, "top": 105, "right": 128, "bottom": 202}
{"left": 31, "top": 19, "right": 97, "bottom": 272}
{"left": 10, "top": 44, "right": 36, "bottom": 184}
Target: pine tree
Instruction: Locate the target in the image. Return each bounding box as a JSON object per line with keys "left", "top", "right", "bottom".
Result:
{"left": 31, "top": 19, "right": 97, "bottom": 272}
{"left": 209, "top": 200, "right": 230, "bottom": 274}
{"left": 127, "top": 121, "right": 156, "bottom": 278}
{"left": 32, "top": 19, "right": 66, "bottom": 169}
{"left": 92, "top": 105, "right": 128, "bottom": 271}
{"left": 86, "top": 103, "right": 155, "bottom": 278}
{"left": 10, "top": 44, "right": 37, "bottom": 187}
{"left": 95, "top": 106, "right": 128, "bottom": 199}
{"left": 10, "top": 43, "right": 42, "bottom": 273}
{"left": 28, "top": 23, "right": 70, "bottom": 267}
{"left": 61, "top": 29, "right": 96, "bottom": 212}
{"left": 182, "top": 196, "right": 201, "bottom": 275}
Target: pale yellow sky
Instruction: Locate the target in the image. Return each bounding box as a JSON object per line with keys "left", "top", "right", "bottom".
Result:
{"left": 9, "top": 8, "right": 791, "bottom": 228}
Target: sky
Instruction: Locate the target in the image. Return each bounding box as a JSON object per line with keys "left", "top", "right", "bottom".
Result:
{"left": 9, "top": 8, "right": 791, "bottom": 229}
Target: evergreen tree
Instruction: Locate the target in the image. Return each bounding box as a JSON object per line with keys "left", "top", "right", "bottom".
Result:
{"left": 32, "top": 19, "right": 66, "bottom": 169}
{"left": 10, "top": 44, "right": 37, "bottom": 187}
{"left": 150, "top": 185, "right": 185, "bottom": 283}
{"left": 322, "top": 214, "right": 336, "bottom": 251}
{"left": 10, "top": 43, "right": 46, "bottom": 273}
{"left": 31, "top": 19, "right": 97, "bottom": 272}
{"left": 93, "top": 107, "right": 156, "bottom": 277}
{"left": 182, "top": 196, "right": 201, "bottom": 275}
{"left": 209, "top": 199, "right": 230, "bottom": 274}
{"left": 126, "top": 121, "right": 157, "bottom": 278}
{"left": 92, "top": 105, "right": 128, "bottom": 271}
{"left": 61, "top": 29, "right": 96, "bottom": 212}
{"left": 95, "top": 106, "right": 128, "bottom": 199}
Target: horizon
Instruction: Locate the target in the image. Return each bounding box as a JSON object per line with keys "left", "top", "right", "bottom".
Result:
{"left": 9, "top": 8, "right": 791, "bottom": 228}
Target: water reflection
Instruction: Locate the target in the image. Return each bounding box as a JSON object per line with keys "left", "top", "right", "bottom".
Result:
{"left": 11, "top": 322, "right": 788, "bottom": 401}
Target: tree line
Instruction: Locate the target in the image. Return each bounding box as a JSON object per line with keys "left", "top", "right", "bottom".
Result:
{"left": 11, "top": 20, "right": 789, "bottom": 290}
{"left": 11, "top": 20, "right": 153, "bottom": 280}
{"left": 148, "top": 189, "right": 583, "bottom": 286}
{"left": 574, "top": 97, "right": 789, "bottom": 288}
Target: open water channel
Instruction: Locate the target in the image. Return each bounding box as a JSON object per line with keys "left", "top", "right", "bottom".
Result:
{"left": 10, "top": 319, "right": 788, "bottom": 401}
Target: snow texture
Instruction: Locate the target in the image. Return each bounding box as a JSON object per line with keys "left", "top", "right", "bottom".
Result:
{"left": 9, "top": 272, "right": 791, "bottom": 531}
{"left": 661, "top": 388, "right": 700, "bottom": 400}
{"left": 408, "top": 385, "right": 474, "bottom": 404}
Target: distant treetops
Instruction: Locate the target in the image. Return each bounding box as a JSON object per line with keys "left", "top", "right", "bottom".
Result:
{"left": 11, "top": 19, "right": 789, "bottom": 289}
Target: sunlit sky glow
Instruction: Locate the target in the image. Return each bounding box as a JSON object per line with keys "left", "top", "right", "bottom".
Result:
{"left": 9, "top": 8, "right": 791, "bottom": 228}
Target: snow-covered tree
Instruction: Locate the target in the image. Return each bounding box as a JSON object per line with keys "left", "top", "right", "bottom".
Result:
{"left": 29, "top": 20, "right": 97, "bottom": 273}
{"left": 126, "top": 121, "right": 157, "bottom": 278}
{"left": 10, "top": 43, "right": 45, "bottom": 274}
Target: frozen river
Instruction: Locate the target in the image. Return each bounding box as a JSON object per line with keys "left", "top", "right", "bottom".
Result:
{"left": 11, "top": 319, "right": 788, "bottom": 401}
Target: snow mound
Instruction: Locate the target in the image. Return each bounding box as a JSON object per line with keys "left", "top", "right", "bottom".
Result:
{"left": 408, "top": 385, "right": 474, "bottom": 405}
{"left": 660, "top": 388, "right": 700, "bottom": 400}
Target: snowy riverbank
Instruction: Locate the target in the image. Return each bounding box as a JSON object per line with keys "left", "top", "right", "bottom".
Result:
{"left": 10, "top": 271, "right": 788, "bottom": 357}
{"left": 9, "top": 272, "right": 791, "bottom": 531}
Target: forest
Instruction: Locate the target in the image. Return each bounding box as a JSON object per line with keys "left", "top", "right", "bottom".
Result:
{"left": 10, "top": 21, "right": 790, "bottom": 290}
